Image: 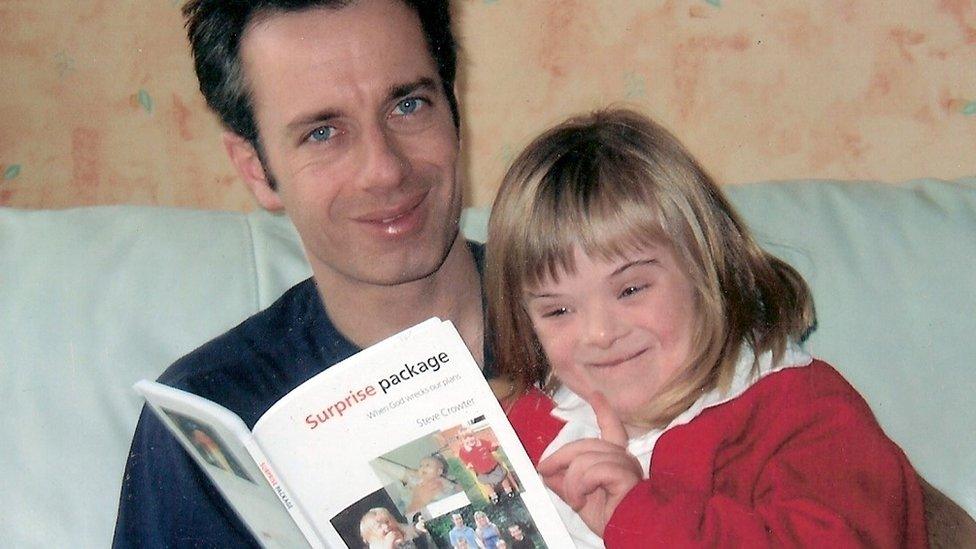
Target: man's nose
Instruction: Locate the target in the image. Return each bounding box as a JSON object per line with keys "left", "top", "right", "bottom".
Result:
{"left": 359, "top": 124, "right": 408, "bottom": 192}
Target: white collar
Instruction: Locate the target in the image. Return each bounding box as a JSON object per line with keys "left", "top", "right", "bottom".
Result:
{"left": 545, "top": 342, "right": 813, "bottom": 473}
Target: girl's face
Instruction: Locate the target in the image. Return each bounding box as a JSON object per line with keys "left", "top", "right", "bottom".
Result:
{"left": 523, "top": 243, "right": 698, "bottom": 430}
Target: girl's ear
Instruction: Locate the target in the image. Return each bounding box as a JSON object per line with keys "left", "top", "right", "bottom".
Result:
{"left": 222, "top": 131, "right": 284, "bottom": 211}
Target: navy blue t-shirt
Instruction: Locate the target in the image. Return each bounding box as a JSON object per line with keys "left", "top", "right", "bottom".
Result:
{"left": 113, "top": 242, "right": 487, "bottom": 547}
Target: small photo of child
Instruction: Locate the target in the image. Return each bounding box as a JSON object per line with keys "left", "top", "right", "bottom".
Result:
{"left": 370, "top": 433, "right": 467, "bottom": 518}
{"left": 331, "top": 488, "right": 433, "bottom": 549}
{"left": 359, "top": 506, "right": 428, "bottom": 549}
{"left": 444, "top": 422, "right": 522, "bottom": 505}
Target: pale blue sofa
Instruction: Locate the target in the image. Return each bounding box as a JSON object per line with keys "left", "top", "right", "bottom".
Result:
{"left": 1, "top": 178, "right": 974, "bottom": 546}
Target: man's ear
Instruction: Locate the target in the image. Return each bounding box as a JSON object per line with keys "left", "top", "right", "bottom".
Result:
{"left": 453, "top": 82, "right": 463, "bottom": 145}
{"left": 222, "top": 131, "right": 284, "bottom": 211}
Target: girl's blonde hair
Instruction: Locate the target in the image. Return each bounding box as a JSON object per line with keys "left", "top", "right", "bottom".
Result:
{"left": 486, "top": 108, "right": 815, "bottom": 428}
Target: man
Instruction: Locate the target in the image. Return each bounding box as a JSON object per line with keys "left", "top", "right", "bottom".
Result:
{"left": 113, "top": 0, "right": 973, "bottom": 546}
{"left": 505, "top": 524, "right": 534, "bottom": 549}
{"left": 113, "top": 0, "right": 482, "bottom": 546}
{"left": 448, "top": 513, "right": 482, "bottom": 549}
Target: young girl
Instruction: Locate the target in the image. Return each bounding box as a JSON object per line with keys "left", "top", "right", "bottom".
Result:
{"left": 485, "top": 108, "right": 927, "bottom": 547}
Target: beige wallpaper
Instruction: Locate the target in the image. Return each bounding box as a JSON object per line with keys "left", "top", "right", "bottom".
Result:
{"left": 2, "top": 1, "right": 975, "bottom": 210}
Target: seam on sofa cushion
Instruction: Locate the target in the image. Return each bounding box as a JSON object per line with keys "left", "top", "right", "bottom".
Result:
{"left": 243, "top": 213, "right": 262, "bottom": 312}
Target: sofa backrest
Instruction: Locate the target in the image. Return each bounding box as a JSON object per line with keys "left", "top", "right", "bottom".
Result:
{"left": 1, "top": 178, "right": 973, "bottom": 546}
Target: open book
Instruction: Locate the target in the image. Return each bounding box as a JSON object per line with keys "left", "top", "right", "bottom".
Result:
{"left": 135, "top": 318, "right": 572, "bottom": 548}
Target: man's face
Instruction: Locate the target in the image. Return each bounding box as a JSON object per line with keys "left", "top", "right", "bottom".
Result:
{"left": 508, "top": 525, "right": 524, "bottom": 539}
{"left": 239, "top": 0, "right": 462, "bottom": 287}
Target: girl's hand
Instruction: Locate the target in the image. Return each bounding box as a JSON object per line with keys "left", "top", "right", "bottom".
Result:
{"left": 537, "top": 392, "right": 642, "bottom": 536}
{"left": 379, "top": 530, "right": 402, "bottom": 549}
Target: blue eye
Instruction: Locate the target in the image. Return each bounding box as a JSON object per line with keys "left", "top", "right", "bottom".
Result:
{"left": 620, "top": 284, "right": 648, "bottom": 298}
{"left": 307, "top": 126, "right": 336, "bottom": 143}
{"left": 393, "top": 97, "right": 426, "bottom": 116}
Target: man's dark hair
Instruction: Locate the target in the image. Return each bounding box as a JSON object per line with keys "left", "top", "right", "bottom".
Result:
{"left": 182, "top": 0, "right": 459, "bottom": 147}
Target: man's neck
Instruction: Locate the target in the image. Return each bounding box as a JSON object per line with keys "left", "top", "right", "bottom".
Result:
{"left": 312, "top": 236, "right": 484, "bottom": 365}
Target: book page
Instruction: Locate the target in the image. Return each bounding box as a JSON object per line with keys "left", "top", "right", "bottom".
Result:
{"left": 253, "top": 319, "right": 572, "bottom": 549}
{"left": 134, "top": 380, "right": 314, "bottom": 548}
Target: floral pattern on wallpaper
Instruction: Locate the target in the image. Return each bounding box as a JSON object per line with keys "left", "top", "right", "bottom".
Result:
{"left": 1, "top": 1, "right": 975, "bottom": 210}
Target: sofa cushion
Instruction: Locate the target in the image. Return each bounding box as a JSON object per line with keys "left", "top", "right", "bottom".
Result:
{"left": 0, "top": 206, "right": 308, "bottom": 547}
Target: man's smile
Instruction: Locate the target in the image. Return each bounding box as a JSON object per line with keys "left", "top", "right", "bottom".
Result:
{"left": 354, "top": 190, "right": 429, "bottom": 237}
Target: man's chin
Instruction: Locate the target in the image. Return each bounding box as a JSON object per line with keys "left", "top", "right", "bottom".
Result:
{"left": 365, "top": 253, "right": 448, "bottom": 286}
{"left": 372, "top": 233, "right": 460, "bottom": 285}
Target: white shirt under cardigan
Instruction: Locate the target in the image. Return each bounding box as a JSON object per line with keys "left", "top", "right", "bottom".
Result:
{"left": 541, "top": 344, "right": 813, "bottom": 548}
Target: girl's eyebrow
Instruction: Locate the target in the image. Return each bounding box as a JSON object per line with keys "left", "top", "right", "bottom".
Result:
{"left": 523, "top": 258, "right": 660, "bottom": 300}
{"left": 609, "top": 257, "right": 658, "bottom": 277}
{"left": 523, "top": 290, "right": 557, "bottom": 300}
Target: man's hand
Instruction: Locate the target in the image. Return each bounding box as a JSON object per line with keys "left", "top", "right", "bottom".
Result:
{"left": 537, "top": 392, "right": 642, "bottom": 536}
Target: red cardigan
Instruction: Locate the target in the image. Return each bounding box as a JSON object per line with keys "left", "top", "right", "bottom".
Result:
{"left": 507, "top": 360, "right": 927, "bottom": 548}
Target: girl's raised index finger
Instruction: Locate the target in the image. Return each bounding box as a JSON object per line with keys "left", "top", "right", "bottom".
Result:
{"left": 586, "top": 391, "right": 629, "bottom": 447}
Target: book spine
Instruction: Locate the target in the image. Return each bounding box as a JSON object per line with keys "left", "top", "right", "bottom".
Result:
{"left": 242, "top": 437, "right": 324, "bottom": 549}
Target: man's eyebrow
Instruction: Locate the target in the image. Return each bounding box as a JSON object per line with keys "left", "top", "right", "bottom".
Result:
{"left": 387, "top": 77, "right": 437, "bottom": 103}
{"left": 284, "top": 77, "right": 438, "bottom": 135}
{"left": 286, "top": 107, "right": 341, "bottom": 134}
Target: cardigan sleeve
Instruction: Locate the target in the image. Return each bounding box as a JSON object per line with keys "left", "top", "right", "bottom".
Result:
{"left": 505, "top": 388, "right": 564, "bottom": 466}
{"left": 603, "top": 362, "right": 927, "bottom": 548}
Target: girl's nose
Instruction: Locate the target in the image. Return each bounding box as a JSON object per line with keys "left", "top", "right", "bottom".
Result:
{"left": 583, "top": 306, "right": 626, "bottom": 349}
